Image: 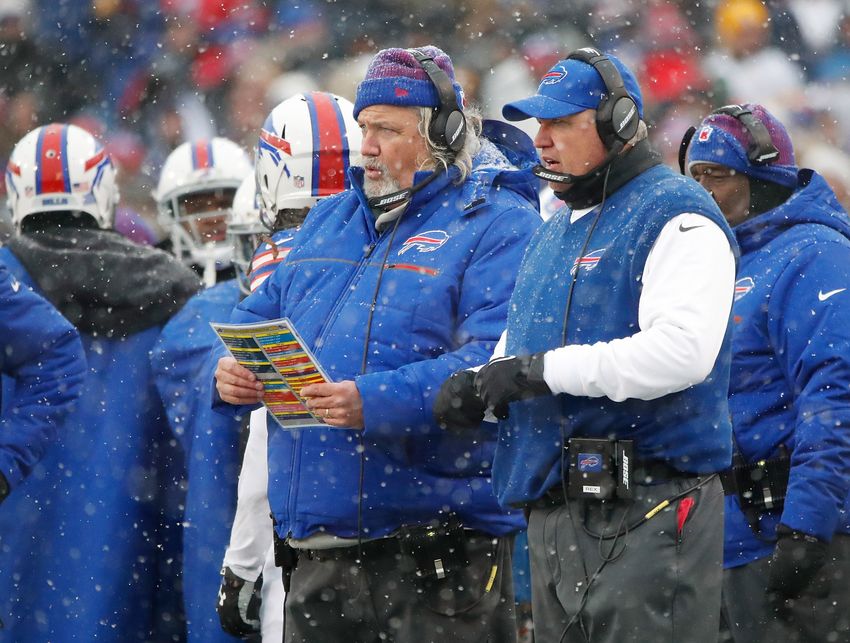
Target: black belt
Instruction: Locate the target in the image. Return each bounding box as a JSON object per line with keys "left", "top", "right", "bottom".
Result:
{"left": 719, "top": 468, "right": 737, "bottom": 496}
{"left": 529, "top": 459, "right": 693, "bottom": 510}
{"left": 297, "top": 529, "right": 494, "bottom": 562}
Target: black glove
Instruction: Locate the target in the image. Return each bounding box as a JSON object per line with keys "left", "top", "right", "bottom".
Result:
{"left": 474, "top": 353, "right": 551, "bottom": 420}
{"left": 216, "top": 566, "right": 263, "bottom": 638}
{"left": 433, "top": 370, "right": 486, "bottom": 430}
{"left": 766, "top": 525, "right": 829, "bottom": 607}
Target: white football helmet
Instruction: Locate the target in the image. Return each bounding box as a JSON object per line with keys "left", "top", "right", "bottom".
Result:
{"left": 154, "top": 137, "right": 252, "bottom": 286}
{"left": 5, "top": 123, "right": 119, "bottom": 232}
{"left": 256, "top": 91, "right": 361, "bottom": 223}
{"left": 228, "top": 174, "right": 265, "bottom": 296}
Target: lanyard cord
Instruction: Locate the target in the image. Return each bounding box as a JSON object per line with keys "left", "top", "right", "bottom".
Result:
{"left": 355, "top": 208, "right": 407, "bottom": 568}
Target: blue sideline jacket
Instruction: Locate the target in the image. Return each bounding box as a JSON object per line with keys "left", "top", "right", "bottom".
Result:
{"left": 151, "top": 278, "right": 244, "bottom": 643}
{"left": 0, "top": 242, "right": 199, "bottom": 642}
{"left": 724, "top": 170, "right": 850, "bottom": 567}
{"left": 217, "top": 122, "right": 541, "bottom": 540}
{"left": 0, "top": 261, "right": 85, "bottom": 495}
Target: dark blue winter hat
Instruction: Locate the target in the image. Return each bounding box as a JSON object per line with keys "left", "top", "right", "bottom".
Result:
{"left": 502, "top": 52, "right": 643, "bottom": 121}
{"left": 687, "top": 104, "right": 798, "bottom": 188}
{"left": 353, "top": 45, "right": 464, "bottom": 119}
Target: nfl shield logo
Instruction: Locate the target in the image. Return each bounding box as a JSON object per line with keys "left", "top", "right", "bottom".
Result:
{"left": 293, "top": 176, "right": 305, "bottom": 188}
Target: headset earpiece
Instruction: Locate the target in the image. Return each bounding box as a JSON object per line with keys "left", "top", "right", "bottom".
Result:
{"left": 678, "top": 104, "right": 780, "bottom": 175}
{"left": 408, "top": 49, "right": 467, "bottom": 155}
{"left": 711, "top": 105, "right": 779, "bottom": 165}
{"left": 567, "top": 48, "right": 640, "bottom": 150}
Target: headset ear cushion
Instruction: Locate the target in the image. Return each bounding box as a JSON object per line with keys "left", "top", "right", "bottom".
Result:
{"left": 444, "top": 110, "right": 467, "bottom": 153}
{"left": 610, "top": 96, "right": 639, "bottom": 143}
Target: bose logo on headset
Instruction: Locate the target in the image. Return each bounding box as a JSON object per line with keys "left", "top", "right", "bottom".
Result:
{"left": 448, "top": 119, "right": 465, "bottom": 148}
{"left": 617, "top": 105, "right": 637, "bottom": 135}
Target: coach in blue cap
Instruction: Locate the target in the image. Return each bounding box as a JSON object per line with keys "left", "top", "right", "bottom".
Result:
{"left": 435, "top": 48, "right": 739, "bottom": 642}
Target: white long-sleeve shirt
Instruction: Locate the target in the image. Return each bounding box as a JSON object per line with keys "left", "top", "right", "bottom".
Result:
{"left": 221, "top": 408, "right": 284, "bottom": 642}
{"left": 491, "top": 207, "right": 736, "bottom": 401}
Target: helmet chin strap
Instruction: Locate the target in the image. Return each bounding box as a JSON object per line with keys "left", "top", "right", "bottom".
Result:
{"left": 193, "top": 242, "right": 233, "bottom": 288}
{"left": 531, "top": 142, "right": 623, "bottom": 185}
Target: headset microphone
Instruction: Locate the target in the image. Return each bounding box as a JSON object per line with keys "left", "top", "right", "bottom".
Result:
{"left": 367, "top": 49, "right": 465, "bottom": 212}
{"left": 366, "top": 172, "right": 441, "bottom": 212}
{"left": 532, "top": 143, "right": 624, "bottom": 185}
{"left": 536, "top": 49, "right": 638, "bottom": 188}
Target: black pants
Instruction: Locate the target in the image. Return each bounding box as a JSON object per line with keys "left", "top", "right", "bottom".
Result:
{"left": 283, "top": 533, "right": 516, "bottom": 643}
{"left": 529, "top": 476, "right": 724, "bottom": 643}
{"left": 720, "top": 533, "right": 850, "bottom": 643}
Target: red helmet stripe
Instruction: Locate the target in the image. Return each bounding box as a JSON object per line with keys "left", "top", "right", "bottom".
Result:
{"left": 192, "top": 141, "right": 211, "bottom": 169}
{"left": 307, "top": 92, "right": 346, "bottom": 196}
{"left": 37, "top": 124, "right": 68, "bottom": 194}
{"left": 84, "top": 148, "right": 106, "bottom": 171}
{"left": 259, "top": 129, "right": 292, "bottom": 155}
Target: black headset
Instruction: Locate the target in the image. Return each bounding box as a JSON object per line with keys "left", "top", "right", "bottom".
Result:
{"left": 678, "top": 104, "right": 780, "bottom": 174}
{"left": 408, "top": 49, "right": 467, "bottom": 155}
{"left": 567, "top": 47, "right": 640, "bottom": 150}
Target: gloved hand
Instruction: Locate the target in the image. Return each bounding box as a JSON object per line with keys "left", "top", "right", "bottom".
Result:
{"left": 766, "top": 525, "right": 829, "bottom": 607}
{"left": 433, "top": 370, "right": 486, "bottom": 430}
{"left": 216, "top": 566, "right": 263, "bottom": 638}
{"left": 474, "top": 353, "right": 551, "bottom": 420}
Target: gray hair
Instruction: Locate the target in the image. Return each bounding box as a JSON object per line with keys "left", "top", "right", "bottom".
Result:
{"left": 628, "top": 120, "right": 648, "bottom": 146}
{"left": 418, "top": 104, "right": 483, "bottom": 183}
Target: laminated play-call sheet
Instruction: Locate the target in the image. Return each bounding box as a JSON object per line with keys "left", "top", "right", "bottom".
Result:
{"left": 211, "top": 317, "right": 332, "bottom": 429}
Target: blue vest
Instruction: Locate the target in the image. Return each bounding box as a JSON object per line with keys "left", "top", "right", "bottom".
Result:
{"left": 493, "top": 164, "right": 738, "bottom": 506}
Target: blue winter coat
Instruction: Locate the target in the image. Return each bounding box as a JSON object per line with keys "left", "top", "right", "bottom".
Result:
{"left": 0, "top": 261, "right": 85, "bottom": 495}
{"left": 724, "top": 170, "right": 850, "bottom": 567}
{"left": 218, "top": 122, "right": 541, "bottom": 540}
{"left": 0, "top": 233, "right": 200, "bottom": 642}
{"left": 151, "top": 279, "right": 244, "bottom": 643}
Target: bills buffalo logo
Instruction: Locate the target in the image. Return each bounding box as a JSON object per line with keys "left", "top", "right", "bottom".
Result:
{"left": 541, "top": 66, "right": 568, "bottom": 85}
{"left": 697, "top": 126, "right": 712, "bottom": 142}
{"left": 570, "top": 248, "right": 606, "bottom": 276}
{"left": 734, "top": 276, "right": 754, "bottom": 301}
{"left": 578, "top": 454, "right": 602, "bottom": 472}
{"left": 399, "top": 230, "right": 449, "bottom": 255}
{"left": 258, "top": 129, "right": 292, "bottom": 167}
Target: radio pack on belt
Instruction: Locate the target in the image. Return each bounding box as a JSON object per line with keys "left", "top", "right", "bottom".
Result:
{"left": 721, "top": 445, "right": 791, "bottom": 512}
{"left": 566, "top": 438, "right": 634, "bottom": 500}
{"left": 398, "top": 515, "right": 469, "bottom": 580}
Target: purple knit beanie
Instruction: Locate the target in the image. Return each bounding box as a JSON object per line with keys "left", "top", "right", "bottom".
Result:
{"left": 687, "top": 103, "right": 798, "bottom": 188}
{"left": 353, "top": 45, "right": 464, "bottom": 119}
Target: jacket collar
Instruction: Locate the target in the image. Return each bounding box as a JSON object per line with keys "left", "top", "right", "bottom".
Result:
{"left": 348, "top": 123, "right": 539, "bottom": 219}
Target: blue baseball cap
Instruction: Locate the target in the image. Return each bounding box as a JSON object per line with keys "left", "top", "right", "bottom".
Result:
{"left": 503, "top": 51, "right": 643, "bottom": 122}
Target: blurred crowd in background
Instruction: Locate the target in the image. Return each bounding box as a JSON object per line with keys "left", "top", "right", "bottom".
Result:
{"left": 3, "top": 0, "right": 850, "bottom": 232}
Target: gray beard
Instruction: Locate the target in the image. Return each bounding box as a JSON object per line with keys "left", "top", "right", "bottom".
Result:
{"left": 363, "top": 169, "right": 402, "bottom": 200}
